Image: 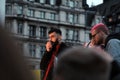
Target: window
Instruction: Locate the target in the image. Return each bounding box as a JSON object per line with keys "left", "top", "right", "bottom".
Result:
{"left": 39, "top": 11, "right": 45, "bottom": 19}
{"left": 66, "top": 29, "right": 79, "bottom": 41}
{"left": 40, "top": 0, "right": 44, "bottom": 3}
{"left": 6, "top": 5, "right": 12, "bottom": 15}
{"left": 27, "top": 9, "right": 34, "bottom": 17}
{"left": 40, "top": 26, "right": 47, "bottom": 38}
{"left": 29, "top": 44, "right": 36, "bottom": 57}
{"left": 35, "top": 0, "right": 39, "bottom": 2}
{"left": 50, "top": 0, "right": 55, "bottom": 5}
{"left": 74, "top": 30, "right": 79, "bottom": 40}
{"left": 17, "top": 22, "right": 23, "bottom": 34}
{"left": 69, "top": 30, "right": 73, "bottom": 40}
{"left": 69, "top": 0, "right": 74, "bottom": 8}
{"left": 5, "top": 21, "right": 12, "bottom": 32}
{"left": 50, "top": 13, "right": 56, "bottom": 20}
{"left": 66, "top": 29, "right": 73, "bottom": 40}
{"left": 75, "top": 1, "right": 79, "bottom": 8}
{"left": 40, "top": 46, "right": 45, "bottom": 58}
{"left": 96, "top": 18, "right": 100, "bottom": 24}
{"left": 65, "top": 0, "right": 69, "bottom": 6}
{"left": 46, "top": 0, "right": 50, "bottom": 4}
{"left": 29, "top": 25, "right": 36, "bottom": 37}
{"left": 74, "top": 14, "right": 79, "bottom": 23}
{"left": 17, "top": 6, "right": 23, "bottom": 15}
{"left": 115, "top": 25, "right": 120, "bottom": 32}
{"left": 68, "top": 13, "right": 74, "bottom": 23}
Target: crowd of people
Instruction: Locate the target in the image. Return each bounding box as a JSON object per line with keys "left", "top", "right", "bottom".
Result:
{"left": 40, "top": 23, "right": 120, "bottom": 80}
{"left": 1, "top": 22, "right": 120, "bottom": 80}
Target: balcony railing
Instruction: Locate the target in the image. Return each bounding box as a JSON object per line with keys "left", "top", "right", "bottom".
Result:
{"left": 12, "top": 33, "right": 47, "bottom": 43}
{"left": 63, "top": 39, "right": 82, "bottom": 46}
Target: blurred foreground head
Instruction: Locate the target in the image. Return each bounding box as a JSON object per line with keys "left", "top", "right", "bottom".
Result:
{"left": 54, "top": 47, "right": 111, "bottom": 80}
{"left": 0, "top": 26, "right": 34, "bottom": 80}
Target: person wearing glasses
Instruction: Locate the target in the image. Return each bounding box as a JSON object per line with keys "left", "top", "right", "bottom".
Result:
{"left": 91, "top": 23, "right": 120, "bottom": 64}
{"left": 90, "top": 23, "right": 120, "bottom": 80}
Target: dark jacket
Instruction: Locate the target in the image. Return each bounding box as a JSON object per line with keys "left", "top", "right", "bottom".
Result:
{"left": 105, "top": 32, "right": 120, "bottom": 47}
{"left": 40, "top": 42, "right": 68, "bottom": 80}
{"left": 104, "top": 33, "right": 120, "bottom": 80}
{"left": 110, "top": 60, "right": 120, "bottom": 80}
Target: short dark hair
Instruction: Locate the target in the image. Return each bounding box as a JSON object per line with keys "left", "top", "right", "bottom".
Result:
{"left": 48, "top": 28, "right": 62, "bottom": 35}
{"left": 54, "top": 47, "right": 110, "bottom": 80}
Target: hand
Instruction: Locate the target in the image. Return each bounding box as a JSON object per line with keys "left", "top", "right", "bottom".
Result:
{"left": 46, "top": 41, "right": 52, "bottom": 52}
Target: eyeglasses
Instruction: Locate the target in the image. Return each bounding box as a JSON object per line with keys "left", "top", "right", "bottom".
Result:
{"left": 91, "top": 32, "right": 99, "bottom": 38}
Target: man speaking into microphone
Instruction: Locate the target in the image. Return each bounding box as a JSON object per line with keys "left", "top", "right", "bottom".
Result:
{"left": 40, "top": 28, "right": 68, "bottom": 80}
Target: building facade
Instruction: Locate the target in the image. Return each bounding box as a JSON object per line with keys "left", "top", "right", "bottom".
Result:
{"left": 90, "top": 0, "right": 120, "bottom": 33}
{"left": 5, "top": 0, "right": 90, "bottom": 70}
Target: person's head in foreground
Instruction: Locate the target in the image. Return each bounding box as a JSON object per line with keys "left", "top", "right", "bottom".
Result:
{"left": 53, "top": 47, "right": 111, "bottom": 80}
{"left": 0, "top": 26, "right": 34, "bottom": 80}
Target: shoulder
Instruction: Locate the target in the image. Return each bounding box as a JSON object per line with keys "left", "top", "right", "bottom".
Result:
{"left": 105, "top": 32, "right": 120, "bottom": 47}
{"left": 108, "top": 39, "right": 120, "bottom": 44}
{"left": 60, "top": 42, "right": 70, "bottom": 50}
{"left": 106, "top": 39, "right": 120, "bottom": 51}
{"left": 60, "top": 42, "right": 68, "bottom": 47}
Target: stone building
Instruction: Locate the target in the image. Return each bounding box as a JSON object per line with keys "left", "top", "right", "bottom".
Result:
{"left": 5, "top": 0, "right": 91, "bottom": 69}
{"left": 87, "top": 0, "right": 120, "bottom": 33}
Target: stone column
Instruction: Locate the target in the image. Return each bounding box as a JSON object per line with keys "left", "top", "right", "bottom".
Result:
{"left": 12, "top": 19, "right": 17, "bottom": 34}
